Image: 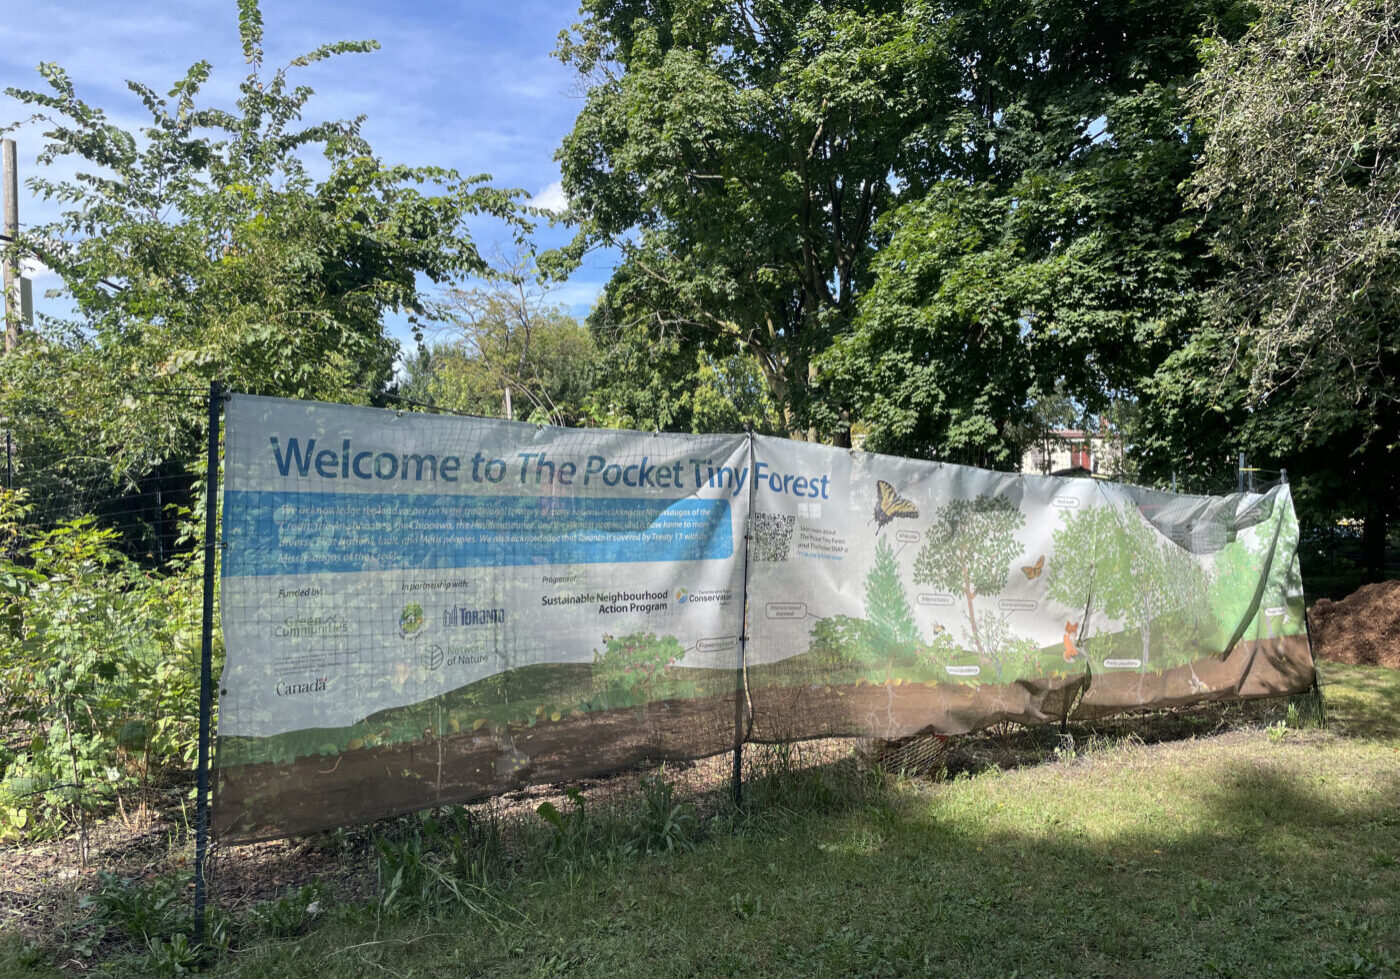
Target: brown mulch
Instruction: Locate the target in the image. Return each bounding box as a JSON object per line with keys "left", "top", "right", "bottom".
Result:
{"left": 1307, "top": 580, "right": 1400, "bottom": 669}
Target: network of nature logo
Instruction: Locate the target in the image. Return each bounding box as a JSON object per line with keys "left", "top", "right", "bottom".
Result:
{"left": 400, "top": 602, "right": 425, "bottom": 639}
{"left": 420, "top": 643, "right": 445, "bottom": 671}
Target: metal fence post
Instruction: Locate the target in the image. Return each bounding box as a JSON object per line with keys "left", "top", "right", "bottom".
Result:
{"left": 733, "top": 432, "right": 756, "bottom": 809}
{"left": 194, "top": 380, "right": 221, "bottom": 944}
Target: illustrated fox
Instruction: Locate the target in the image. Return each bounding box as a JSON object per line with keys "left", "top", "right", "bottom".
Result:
{"left": 1062, "top": 621, "right": 1083, "bottom": 662}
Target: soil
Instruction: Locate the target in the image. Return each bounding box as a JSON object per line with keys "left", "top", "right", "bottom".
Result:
{"left": 1307, "top": 580, "right": 1400, "bottom": 669}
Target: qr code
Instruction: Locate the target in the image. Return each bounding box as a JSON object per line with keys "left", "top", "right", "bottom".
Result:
{"left": 750, "top": 512, "right": 796, "bottom": 562}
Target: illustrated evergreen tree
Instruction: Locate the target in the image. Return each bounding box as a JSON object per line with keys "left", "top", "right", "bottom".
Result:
{"left": 913, "top": 495, "right": 1024, "bottom": 661}
{"left": 863, "top": 536, "right": 921, "bottom": 684}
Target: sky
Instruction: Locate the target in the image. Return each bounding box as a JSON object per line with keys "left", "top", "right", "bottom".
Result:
{"left": 0, "top": 0, "right": 613, "bottom": 352}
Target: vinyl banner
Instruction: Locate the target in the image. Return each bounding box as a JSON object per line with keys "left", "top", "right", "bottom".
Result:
{"left": 743, "top": 436, "right": 1313, "bottom": 743}
{"left": 216, "top": 395, "right": 749, "bottom": 840}
{"left": 215, "top": 398, "right": 1314, "bottom": 842}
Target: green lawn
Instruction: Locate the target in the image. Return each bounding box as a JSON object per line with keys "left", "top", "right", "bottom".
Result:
{"left": 6, "top": 661, "right": 1398, "bottom": 978}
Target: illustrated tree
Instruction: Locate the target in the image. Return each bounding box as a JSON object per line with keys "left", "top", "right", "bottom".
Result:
{"left": 1207, "top": 494, "right": 1302, "bottom": 646}
{"left": 1051, "top": 500, "right": 1208, "bottom": 667}
{"left": 863, "top": 536, "right": 921, "bottom": 685}
{"left": 1046, "top": 504, "right": 1123, "bottom": 657}
{"left": 912, "top": 495, "right": 1025, "bottom": 671}
{"left": 592, "top": 632, "right": 685, "bottom": 705}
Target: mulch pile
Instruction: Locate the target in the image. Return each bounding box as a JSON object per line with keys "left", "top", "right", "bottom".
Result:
{"left": 1307, "top": 580, "right": 1400, "bottom": 669}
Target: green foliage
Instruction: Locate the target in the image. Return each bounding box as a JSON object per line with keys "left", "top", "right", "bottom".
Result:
{"left": 807, "top": 614, "right": 872, "bottom": 671}
{"left": 591, "top": 631, "right": 685, "bottom": 703}
{"left": 629, "top": 772, "right": 698, "bottom": 856}
{"left": 75, "top": 870, "right": 227, "bottom": 969}
{"left": 375, "top": 806, "right": 506, "bottom": 919}
{"left": 1, "top": 0, "right": 524, "bottom": 480}
{"left": 404, "top": 251, "right": 600, "bottom": 425}
{"left": 582, "top": 319, "right": 781, "bottom": 435}
{"left": 0, "top": 492, "right": 207, "bottom": 838}
{"left": 1049, "top": 501, "right": 1210, "bottom": 666}
{"left": 243, "top": 883, "right": 324, "bottom": 939}
{"left": 1166, "top": 0, "right": 1400, "bottom": 577}
{"left": 913, "top": 495, "right": 1027, "bottom": 672}
{"left": 552, "top": 0, "right": 937, "bottom": 434}
{"left": 861, "top": 537, "right": 921, "bottom": 681}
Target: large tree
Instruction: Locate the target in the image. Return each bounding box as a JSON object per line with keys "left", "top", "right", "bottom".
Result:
{"left": 819, "top": 0, "right": 1248, "bottom": 466}
{"left": 1171, "top": 0, "right": 1400, "bottom": 579}
{"left": 0, "top": 0, "right": 522, "bottom": 483}
{"left": 551, "top": 0, "right": 947, "bottom": 437}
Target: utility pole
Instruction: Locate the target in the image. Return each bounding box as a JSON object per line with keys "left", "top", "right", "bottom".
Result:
{"left": 2, "top": 139, "right": 18, "bottom": 352}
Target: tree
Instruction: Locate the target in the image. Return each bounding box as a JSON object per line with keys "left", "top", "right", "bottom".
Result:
{"left": 913, "top": 495, "right": 1024, "bottom": 662}
{"left": 583, "top": 314, "right": 781, "bottom": 435}
{"left": 862, "top": 536, "right": 920, "bottom": 684}
{"left": 819, "top": 0, "right": 1247, "bottom": 466}
{"left": 415, "top": 251, "right": 599, "bottom": 426}
{"left": 0, "top": 0, "right": 522, "bottom": 481}
{"left": 1049, "top": 500, "right": 1208, "bottom": 666}
{"left": 1179, "top": 0, "right": 1400, "bottom": 579}
{"left": 551, "top": 0, "right": 944, "bottom": 437}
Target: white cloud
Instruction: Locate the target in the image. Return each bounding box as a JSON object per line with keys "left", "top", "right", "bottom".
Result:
{"left": 20, "top": 258, "right": 54, "bottom": 281}
{"left": 531, "top": 180, "right": 569, "bottom": 214}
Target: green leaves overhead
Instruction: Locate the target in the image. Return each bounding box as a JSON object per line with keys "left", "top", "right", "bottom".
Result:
{"left": 554, "top": 0, "right": 940, "bottom": 434}
{"left": 2, "top": 0, "right": 525, "bottom": 478}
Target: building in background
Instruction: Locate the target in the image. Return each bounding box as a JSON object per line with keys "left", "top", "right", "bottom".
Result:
{"left": 1022, "top": 427, "right": 1124, "bottom": 478}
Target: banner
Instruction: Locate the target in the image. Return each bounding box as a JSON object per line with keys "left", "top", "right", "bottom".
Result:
{"left": 215, "top": 397, "right": 1313, "bottom": 841}
{"left": 216, "top": 396, "right": 749, "bottom": 840}
{"left": 743, "top": 436, "right": 1312, "bottom": 743}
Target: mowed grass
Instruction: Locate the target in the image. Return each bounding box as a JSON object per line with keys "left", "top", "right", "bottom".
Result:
{"left": 7, "top": 662, "right": 1400, "bottom": 978}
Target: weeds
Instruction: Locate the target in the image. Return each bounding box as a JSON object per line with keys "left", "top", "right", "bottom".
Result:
{"left": 375, "top": 806, "right": 511, "bottom": 923}
{"left": 630, "top": 771, "right": 699, "bottom": 855}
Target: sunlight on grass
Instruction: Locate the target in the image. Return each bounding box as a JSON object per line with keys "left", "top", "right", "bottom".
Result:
{"left": 6, "top": 664, "right": 1400, "bottom": 978}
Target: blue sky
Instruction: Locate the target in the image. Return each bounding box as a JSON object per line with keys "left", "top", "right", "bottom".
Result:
{"left": 0, "top": 0, "right": 612, "bottom": 351}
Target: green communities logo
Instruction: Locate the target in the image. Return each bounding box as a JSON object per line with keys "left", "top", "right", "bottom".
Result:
{"left": 400, "top": 602, "right": 426, "bottom": 639}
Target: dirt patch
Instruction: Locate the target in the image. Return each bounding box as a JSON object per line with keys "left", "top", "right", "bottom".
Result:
{"left": 1307, "top": 580, "right": 1400, "bottom": 669}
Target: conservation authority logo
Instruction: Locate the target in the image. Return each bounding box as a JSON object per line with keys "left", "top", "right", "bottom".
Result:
{"left": 400, "top": 602, "right": 426, "bottom": 639}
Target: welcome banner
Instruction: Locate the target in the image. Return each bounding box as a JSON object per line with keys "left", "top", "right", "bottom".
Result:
{"left": 215, "top": 396, "right": 1313, "bottom": 841}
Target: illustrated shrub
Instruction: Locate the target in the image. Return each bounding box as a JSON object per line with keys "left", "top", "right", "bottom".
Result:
{"left": 592, "top": 632, "right": 685, "bottom": 703}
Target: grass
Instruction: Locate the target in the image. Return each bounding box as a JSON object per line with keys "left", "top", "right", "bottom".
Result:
{"left": 5, "top": 662, "right": 1400, "bottom": 978}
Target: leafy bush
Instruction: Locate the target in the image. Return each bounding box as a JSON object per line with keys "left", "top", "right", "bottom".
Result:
{"left": 591, "top": 632, "right": 685, "bottom": 704}
{"left": 0, "top": 491, "right": 208, "bottom": 838}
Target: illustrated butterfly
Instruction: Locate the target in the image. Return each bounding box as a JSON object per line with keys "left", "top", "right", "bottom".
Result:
{"left": 1021, "top": 555, "right": 1045, "bottom": 580}
{"left": 872, "top": 480, "right": 919, "bottom": 533}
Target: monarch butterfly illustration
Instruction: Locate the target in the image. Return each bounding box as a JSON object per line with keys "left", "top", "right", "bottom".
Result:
{"left": 1021, "top": 554, "right": 1045, "bottom": 580}
{"left": 872, "top": 480, "right": 919, "bottom": 533}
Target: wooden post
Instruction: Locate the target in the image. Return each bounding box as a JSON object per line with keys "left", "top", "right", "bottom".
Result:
{"left": 2, "top": 139, "right": 19, "bottom": 352}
